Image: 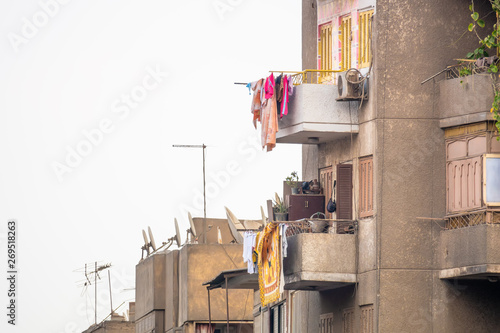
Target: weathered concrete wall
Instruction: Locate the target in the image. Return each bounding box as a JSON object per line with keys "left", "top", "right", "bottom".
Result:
{"left": 165, "top": 250, "right": 179, "bottom": 332}
{"left": 284, "top": 233, "right": 357, "bottom": 289}
{"left": 302, "top": 0, "right": 317, "bottom": 70}
{"left": 440, "top": 224, "right": 500, "bottom": 275}
{"left": 289, "top": 291, "right": 321, "bottom": 333}
{"left": 135, "top": 252, "right": 166, "bottom": 320}
{"left": 277, "top": 84, "right": 359, "bottom": 144}
{"left": 374, "top": 0, "right": 495, "bottom": 332}
{"left": 439, "top": 74, "right": 495, "bottom": 128}
{"left": 178, "top": 244, "right": 253, "bottom": 325}
{"left": 431, "top": 276, "right": 500, "bottom": 333}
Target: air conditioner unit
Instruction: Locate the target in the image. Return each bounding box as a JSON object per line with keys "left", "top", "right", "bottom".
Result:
{"left": 336, "top": 70, "right": 369, "bottom": 101}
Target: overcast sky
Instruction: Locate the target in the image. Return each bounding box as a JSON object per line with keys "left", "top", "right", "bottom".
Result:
{"left": 0, "top": 1, "right": 302, "bottom": 332}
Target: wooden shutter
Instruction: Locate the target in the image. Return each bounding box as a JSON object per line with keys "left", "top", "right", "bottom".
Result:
{"left": 319, "top": 23, "right": 333, "bottom": 83}
{"left": 337, "top": 164, "right": 353, "bottom": 219}
{"left": 361, "top": 304, "right": 374, "bottom": 333}
{"left": 360, "top": 157, "right": 374, "bottom": 218}
{"left": 359, "top": 10, "right": 374, "bottom": 68}
{"left": 340, "top": 15, "right": 352, "bottom": 71}
{"left": 342, "top": 308, "right": 354, "bottom": 333}
{"left": 320, "top": 313, "right": 334, "bottom": 333}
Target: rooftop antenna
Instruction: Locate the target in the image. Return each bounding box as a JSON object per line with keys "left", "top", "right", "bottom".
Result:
{"left": 187, "top": 212, "right": 198, "bottom": 243}
{"left": 75, "top": 262, "right": 111, "bottom": 325}
{"left": 224, "top": 206, "right": 244, "bottom": 244}
{"left": 173, "top": 144, "right": 207, "bottom": 243}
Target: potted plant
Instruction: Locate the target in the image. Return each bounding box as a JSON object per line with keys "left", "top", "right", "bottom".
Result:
{"left": 285, "top": 171, "right": 300, "bottom": 194}
{"left": 273, "top": 193, "right": 289, "bottom": 221}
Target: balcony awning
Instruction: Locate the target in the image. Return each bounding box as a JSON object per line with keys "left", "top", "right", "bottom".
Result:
{"left": 203, "top": 268, "right": 259, "bottom": 290}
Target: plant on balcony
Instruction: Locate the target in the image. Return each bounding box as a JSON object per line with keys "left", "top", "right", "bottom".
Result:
{"left": 465, "top": 0, "right": 500, "bottom": 136}
{"left": 273, "top": 193, "right": 288, "bottom": 221}
{"left": 285, "top": 171, "right": 300, "bottom": 194}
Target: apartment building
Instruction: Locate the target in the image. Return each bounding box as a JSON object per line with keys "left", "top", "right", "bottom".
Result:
{"left": 135, "top": 217, "right": 258, "bottom": 333}
{"left": 220, "top": 1, "right": 500, "bottom": 332}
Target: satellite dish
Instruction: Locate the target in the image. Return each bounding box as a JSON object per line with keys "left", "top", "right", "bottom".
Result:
{"left": 174, "top": 218, "right": 182, "bottom": 247}
{"left": 260, "top": 206, "right": 267, "bottom": 226}
{"left": 148, "top": 226, "right": 157, "bottom": 251}
{"left": 187, "top": 212, "right": 197, "bottom": 239}
{"left": 224, "top": 207, "right": 244, "bottom": 244}
{"left": 224, "top": 207, "right": 246, "bottom": 230}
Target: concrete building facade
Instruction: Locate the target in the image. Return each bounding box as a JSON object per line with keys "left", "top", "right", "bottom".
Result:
{"left": 232, "top": 1, "right": 500, "bottom": 332}
{"left": 135, "top": 218, "right": 257, "bottom": 333}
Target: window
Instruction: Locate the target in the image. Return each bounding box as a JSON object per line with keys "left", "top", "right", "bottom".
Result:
{"left": 445, "top": 127, "right": 500, "bottom": 213}
{"left": 319, "top": 23, "right": 333, "bottom": 82}
{"left": 342, "top": 308, "right": 354, "bottom": 333}
{"left": 359, "top": 156, "right": 374, "bottom": 217}
{"left": 358, "top": 10, "right": 374, "bottom": 68}
{"left": 360, "top": 304, "right": 374, "bottom": 333}
{"left": 340, "top": 15, "right": 352, "bottom": 71}
{"left": 484, "top": 154, "right": 500, "bottom": 205}
{"left": 320, "top": 313, "right": 334, "bottom": 333}
{"left": 270, "top": 302, "right": 286, "bottom": 333}
{"left": 337, "top": 163, "right": 353, "bottom": 219}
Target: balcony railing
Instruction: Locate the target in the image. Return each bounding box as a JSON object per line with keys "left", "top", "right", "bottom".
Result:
{"left": 445, "top": 209, "right": 500, "bottom": 230}
{"left": 270, "top": 69, "right": 342, "bottom": 86}
{"left": 273, "top": 219, "right": 357, "bottom": 235}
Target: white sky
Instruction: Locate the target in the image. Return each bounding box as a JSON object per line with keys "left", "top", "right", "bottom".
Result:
{"left": 0, "top": 1, "right": 302, "bottom": 332}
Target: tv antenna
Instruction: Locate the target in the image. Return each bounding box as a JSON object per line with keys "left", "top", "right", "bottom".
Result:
{"left": 173, "top": 144, "right": 207, "bottom": 243}
{"left": 75, "top": 262, "right": 112, "bottom": 325}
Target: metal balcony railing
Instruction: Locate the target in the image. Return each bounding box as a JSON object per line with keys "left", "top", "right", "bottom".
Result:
{"left": 269, "top": 69, "right": 342, "bottom": 86}
{"left": 271, "top": 219, "right": 357, "bottom": 235}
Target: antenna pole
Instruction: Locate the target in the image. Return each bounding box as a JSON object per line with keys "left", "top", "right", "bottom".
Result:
{"left": 108, "top": 270, "right": 113, "bottom": 315}
{"left": 202, "top": 143, "right": 206, "bottom": 244}
{"left": 172, "top": 144, "right": 208, "bottom": 244}
{"left": 95, "top": 261, "right": 97, "bottom": 325}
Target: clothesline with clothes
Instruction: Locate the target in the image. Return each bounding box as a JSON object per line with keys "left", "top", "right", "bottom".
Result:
{"left": 235, "top": 71, "right": 295, "bottom": 152}
{"left": 242, "top": 223, "right": 289, "bottom": 306}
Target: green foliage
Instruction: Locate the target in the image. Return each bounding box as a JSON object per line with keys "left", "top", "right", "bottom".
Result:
{"left": 466, "top": 0, "right": 500, "bottom": 136}
{"left": 285, "top": 171, "right": 299, "bottom": 187}
{"left": 272, "top": 194, "right": 288, "bottom": 213}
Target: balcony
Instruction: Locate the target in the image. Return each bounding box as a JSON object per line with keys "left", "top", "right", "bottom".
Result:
{"left": 437, "top": 63, "right": 496, "bottom": 129}
{"left": 275, "top": 70, "right": 359, "bottom": 144}
{"left": 283, "top": 220, "right": 357, "bottom": 290}
{"left": 439, "top": 220, "right": 500, "bottom": 280}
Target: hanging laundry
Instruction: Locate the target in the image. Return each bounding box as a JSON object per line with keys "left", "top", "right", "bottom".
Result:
{"left": 287, "top": 75, "right": 294, "bottom": 97}
{"left": 250, "top": 79, "right": 264, "bottom": 129}
{"left": 264, "top": 73, "right": 275, "bottom": 99}
{"left": 258, "top": 223, "right": 281, "bottom": 306}
{"left": 243, "top": 231, "right": 257, "bottom": 274}
{"left": 279, "top": 75, "right": 289, "bottom": 118}
{"left": 261, "top": 92, "right": 278, "bottom": 151}
{"left": 275, "top": 74, "right": 283, "bottom": 113}
{"left": 245, "top": 82, "right": 252, "bottom": 95}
